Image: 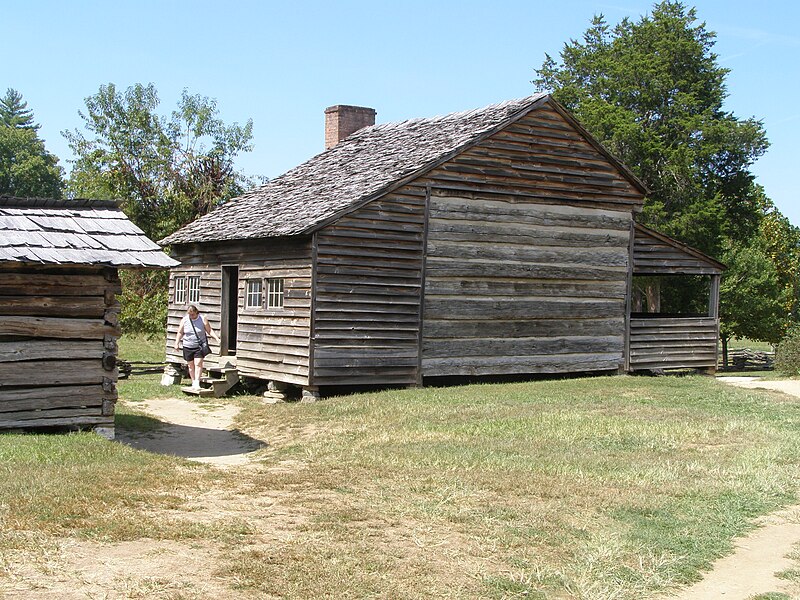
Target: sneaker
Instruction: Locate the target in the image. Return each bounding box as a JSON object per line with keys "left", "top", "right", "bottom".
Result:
{"left": 191, "top": 380, "right": 201, "bottom": 390}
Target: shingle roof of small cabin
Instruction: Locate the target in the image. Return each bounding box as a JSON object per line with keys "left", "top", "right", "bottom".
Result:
{"left": 0, "top": 197, "right": 178, "bottom": 268}
{"left": 160, "top": 93, "right": 648, "bottom": 245}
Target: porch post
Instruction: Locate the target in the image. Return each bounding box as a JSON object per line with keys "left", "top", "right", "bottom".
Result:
{"left": 708, "top": 274, "right": 721, "bottom": 374}
{"left": 623, "top": 218, "right": 635, "bottom": 373}
{"left": 709, "top": 275, "right": 720, "bottom": 318}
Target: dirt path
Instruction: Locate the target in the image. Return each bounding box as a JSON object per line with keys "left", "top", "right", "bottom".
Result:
{"left": 1, "top": 397, "right": 286, "bottom": 599}
{"left": 663, "top": 376, "right": 800, "bottom": 600}
{"left": 117, "top": 397, "right": 266, "bottom": 467}
{"left": 670, "top": 505, "right": 800, "bottom": 599}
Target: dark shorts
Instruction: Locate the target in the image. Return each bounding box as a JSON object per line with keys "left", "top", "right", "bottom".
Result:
{"left": 183, "top": 346, "right": 204, "bottom": 361}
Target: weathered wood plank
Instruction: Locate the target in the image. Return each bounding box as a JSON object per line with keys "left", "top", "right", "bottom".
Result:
{"left": 0, "top": 360, "right": 112, "bottom": 387}
{"left": 425, "top": 258, "right": 626, "bottom": 280}
{"left": 0, "top": 340, "right": 103, "bottom": 363}
{"left": 427, "top": 240, "right": 628, "bottom": 267}
{"left": 0, "top": 415, "right": 112, "bottom": 429}
{"left": 425, "top": 278, "right": 627, "bottom": 299}
{"left": 422, "top": 354, "right": 622, "bottom": 377}
{"left": 0, "top": 385, "right": 104, "bottom": 412}
{"left": 425, "top": 298, "right": 623, "bottom": 320}
{"left": 0, "top": 406, "right": 104, "bottom": 422}
{"left": 423, "top": 317, "right": 625, "bottom": 339}
{"left": 0, "top": 273, "right": 110, "bottom": 296}
{"left": 0, "top": 316, "right": 119, "bottom": 339}
{"left": 423, "top": 335, "right": 623, "bottom": 358}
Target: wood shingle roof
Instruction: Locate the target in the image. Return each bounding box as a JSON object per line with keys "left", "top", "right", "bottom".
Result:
{"left": 0, "top": 197, "right": 179, "bottom": 268}
{"left": 159, "top": 94, "right": 575, "bottom": 245}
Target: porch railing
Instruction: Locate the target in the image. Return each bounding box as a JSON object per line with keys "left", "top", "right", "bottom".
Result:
{"left": 629, "top": 315, "right": 719, "bottom": 371}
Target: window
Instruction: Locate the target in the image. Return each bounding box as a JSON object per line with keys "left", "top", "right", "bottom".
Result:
{"left": 174, "top": 276, "right": 186, "bottom": 304}
{"left": 267, "top": 278, "right": 284, "bottom": 308}
{"left": 246, "top": 279, "right": 263, "bottom": 308}
{"left": 187, "top": 275, "right": 201, "bottom": 303}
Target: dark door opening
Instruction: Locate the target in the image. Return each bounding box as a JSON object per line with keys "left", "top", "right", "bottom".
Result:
{"left": 221, "top": 266, "right": 238, "bottom": 355}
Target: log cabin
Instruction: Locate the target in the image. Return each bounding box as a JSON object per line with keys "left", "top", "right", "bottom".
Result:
{"left": 0, "top": 196, "right": 177, "bottom": 437}
{"left": 159, "top": 94, "right": 724, "bottom": 398}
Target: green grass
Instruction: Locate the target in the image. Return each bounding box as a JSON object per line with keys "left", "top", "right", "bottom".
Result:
{"left": 729, "top": 337, "right": 775, "bottom": 353}
{"left": 117, "top": 333, "right": 166, "bottom": 363}
{"left": 3, "top": 361, "right": 800, "bottom": 599}
{"left": 0, "top": 429, "right": 221, "bottom": 541}
{"left": 226, "top": 375, "right": 800, "bottom": 599}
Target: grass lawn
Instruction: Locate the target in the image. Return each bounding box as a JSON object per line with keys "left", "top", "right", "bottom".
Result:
{"left": 1, "top": 339, "right": 799, "bottom": 598}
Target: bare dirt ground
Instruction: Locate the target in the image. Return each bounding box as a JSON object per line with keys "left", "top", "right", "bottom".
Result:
{"left": 0, "top": 397, "right": 284, "bottom": 599}
{"left": 117, "top": 397, "right": 265, "bottom": 467}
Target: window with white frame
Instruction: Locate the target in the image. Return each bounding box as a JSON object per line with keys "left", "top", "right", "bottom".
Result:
{"left": 174, "top": 276, "right": 186, "bottom": 304}
{"left": 246, "top": 279, "right": 263, "bottom": 309}
{"left": 187, "top": 275, "right": 201, "bottom": 303}
{"left": 267, "top": 278, "right": 284, "bottom": 308}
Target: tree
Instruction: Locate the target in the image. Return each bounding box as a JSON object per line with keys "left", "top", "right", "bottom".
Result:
{"left": 0, "top": 89, "right": 64, "bottom": 197}
{"left": 718, "top": 243, "right": 787, "bottom": 365}
{"left": 64, "top": 83, "right": 258, "bottom": 337}
{"left": 0, "top": 88, "right": 38, "bottom": 130}
{"left": 758, "top": 196, "right": 800, "bottom": 322}
{"left": 64, "top": 82, "right": 256, "bottom": 241}
{"left": 533, "top": 1, "right": 769, "bottom": 257}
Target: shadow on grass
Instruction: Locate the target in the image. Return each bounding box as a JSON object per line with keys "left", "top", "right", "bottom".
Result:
{"left": 115, "top": 413, "right": 267, "bottom": 460}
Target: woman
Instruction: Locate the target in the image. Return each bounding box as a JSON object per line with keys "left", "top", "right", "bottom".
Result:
{"left": 174, "top": 305, "right": 220, "bottom": 389}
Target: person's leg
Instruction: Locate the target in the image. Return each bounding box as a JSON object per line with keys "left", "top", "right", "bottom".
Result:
{"left": 193, "top": 356, "right": 204, "bottom": 387}
{"left": 187, "top": 359, "right": 196, "bottom": 384}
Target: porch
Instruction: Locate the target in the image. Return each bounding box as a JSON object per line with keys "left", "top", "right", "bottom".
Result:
{"left": 627, "top": 224, "right": 725, "bottom": 373}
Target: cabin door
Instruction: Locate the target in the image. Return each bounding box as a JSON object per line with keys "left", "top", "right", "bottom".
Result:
{"left": 220, "top": 266, "right": 239, "bottom": 355}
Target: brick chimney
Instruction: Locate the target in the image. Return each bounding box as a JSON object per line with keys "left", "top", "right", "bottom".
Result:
{"left": 324, "top": 105, "right": 376, "bottom": 149}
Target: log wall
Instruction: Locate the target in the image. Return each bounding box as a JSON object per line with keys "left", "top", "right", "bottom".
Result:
{"left": 312, "top": 192, "right": 426, "bottom": 386}
{"left": 0, "top": 266, "right": 120, "bottom": 431}
{"left": 166, "top": 238, "right": 313, "bottom": 386}
{"left": 633, "top": 228, "right": 719, "bottom": 275}
{"left": 629, "top": 316, "right": 719, "bottom": 370}
{"left": 422, "top": 196, "right": 631, "bottom": 375}
{"left": 310, "top": 100, "right": 643, "bottom": 383}
{"left": 416, "top": 102, "right": 641, "bottom": 377}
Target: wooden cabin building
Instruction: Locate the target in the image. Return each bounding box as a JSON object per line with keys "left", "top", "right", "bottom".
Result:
{"left": 0, "top": 197, "right": 177, "bottom": 436}
{"left": 160, "top": 94, "right": 723, "bottom": 395}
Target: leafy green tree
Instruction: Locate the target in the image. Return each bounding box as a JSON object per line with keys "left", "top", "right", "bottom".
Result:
{"left": 719, "top": 243, "right": 787, "bottom": 366}
{"left": 64, "top": 83, "right": 258, "bottom": 337}
{"left": 64, "top": 82, "right": 256, "bottom": 241}
{"left": 533, "top": 1, "right": 768, "bottom": 257}
{"left": 0, "top": 89, "right": 64, "bottom": 197}
{"left": 758, "top": 196, "right": 800, "bottom": 322}
{"left": 0, "top": 88, "right": 38, "bottom": 130}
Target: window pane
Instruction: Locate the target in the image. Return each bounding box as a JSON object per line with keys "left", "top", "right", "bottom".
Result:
{"left": 188, "top": 276, "right": 201, "bottom": 303}
{"left": 267, "top": 278, "right": 284, "bottom": 308}
{"left": 246, "top": 279, "right": 263, "bottom": 308}
{"left": 174, "top": 276, "right": 186, "bottom": 304}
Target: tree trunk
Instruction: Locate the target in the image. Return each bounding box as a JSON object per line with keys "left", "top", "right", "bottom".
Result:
{"left": 721, "top": 335, "right": 729, "bottom": 369}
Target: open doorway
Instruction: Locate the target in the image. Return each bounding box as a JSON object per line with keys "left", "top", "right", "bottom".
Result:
{"left": 220, "top": 266, "right": 238, "bottom": 355}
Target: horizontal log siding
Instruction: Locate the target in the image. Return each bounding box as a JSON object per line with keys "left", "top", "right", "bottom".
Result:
{"left": 0, "top": 265, "right": 119, "bottom": 430}
{"left": 166, "top": 239, "right": 312, "bottom": 385}
{"left": 312, "top": 192, "right": 426, "bottom": 386}
{"left": 412, "top": 104, "right": 641, "bottom": 377}
{"left": 422, "top": 196, "right": 631, "bottom": 376}
{"left": 633, "top": 228, "right": 720, "bottom": 275}
{"left": 425, "top": 103, "right": 644, "bottom": 212}
{"left": 629, "top": 317, "right": 719, "bottom": 370}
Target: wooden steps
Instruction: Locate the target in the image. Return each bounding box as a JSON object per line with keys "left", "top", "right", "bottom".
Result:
{"left": 181, "top": 367, "right": 239, "bottom": 398}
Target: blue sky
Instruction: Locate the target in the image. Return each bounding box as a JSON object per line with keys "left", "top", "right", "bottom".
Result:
{"left": 4, "top": 0, "right": 798, "bottom": 226}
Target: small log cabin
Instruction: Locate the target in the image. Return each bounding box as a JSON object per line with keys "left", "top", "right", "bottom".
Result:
{"left": 0, "top": 196, "right": 177, "bottom": 437}
{"left": 160, "top": 94, "right": 724, "bottom": 396}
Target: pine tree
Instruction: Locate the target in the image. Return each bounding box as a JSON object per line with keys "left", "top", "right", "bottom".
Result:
{"left": 0, "top": 88, "right": 63, "bottom": 197}
{"left": 0, "top": 88, "right": 38, "bottom": 130}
